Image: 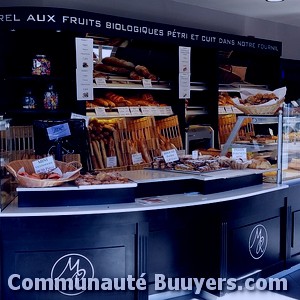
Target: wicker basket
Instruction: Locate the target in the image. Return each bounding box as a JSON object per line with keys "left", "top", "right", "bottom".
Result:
{"left": 127, "top": 163, "right": 151, "bottom": 171}
{"left": 233, "top": 98, "right": 285, "bottom": 115}
{"left": 5, "top": 159, "right": 82, "bottom": 188}
{"left": 94, "top": 166, "right": 128, "bottom": 172}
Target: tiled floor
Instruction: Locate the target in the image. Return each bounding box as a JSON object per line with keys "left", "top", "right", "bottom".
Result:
{"left": 203, "top": 264, "right": 300, "bottom": 300}
{"left": 150, "top": 264, "right": 300, "bottom": 300}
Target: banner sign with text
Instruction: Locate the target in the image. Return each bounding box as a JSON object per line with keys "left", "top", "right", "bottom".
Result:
{"left": 0, "top": 7, "right": 282, "bottom": 55}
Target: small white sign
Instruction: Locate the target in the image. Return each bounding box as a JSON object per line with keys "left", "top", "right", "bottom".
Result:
{"left": 177, "top": 150, "right": 186, "bottom": 156}
{"left": 32, "top": 156, "right": 56, "bottom": 174}
{"left": 95, "top": 77, "right": 107, "bottom": 86}
{"left": 132, "top": 153, "right": 143, "bottom": 165}
{"left": 179, "top": 72, "right": 190, "bottom": 99}
{"left": 162, "top": 149, "right": 179, "bottom": 163}
{"left": 142, "top": 78, "right": 152, "bottom": 88}
{"left": 75, "top": 38, "right": 94, "bottom": 101}
{"left": 179, "top": 46, "right": 191, "bottom": 73}
{"left": 129, "top": 106, "right": 142, "bottom": 116}
{"left": 47, "top": 123, "right": 71, "bottom": 141}
{"left": 141, "top": 106, "right": 152, "bottom": 115}
{"left": 159, "top": 106, "right": 173, "bottom": 115}
{"left": 149, "top": 106, "right": 160, "bottom": 115}
{"left": 192, "top": 150, "right": 198, "bottom": 159}
{"left": 232, "top": 148, "right": 247, "bottom": 161}
{"left": 95, "top": 107, "right": 107, "bottom": 116}
{"left": 107, "top": 156, "right": 117, "bottom": 168}
{"left": 71, "top": 113, "right": 90, "bottom": 127}
{"left": 117, "top": 107, "right": 131, "bottom": 116}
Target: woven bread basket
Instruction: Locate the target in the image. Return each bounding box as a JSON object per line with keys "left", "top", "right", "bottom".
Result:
{"left": 233, "top": 98, "right": 285, "bottom": 115}
{"left": 5, "top": 159, "right": 82, "bottom": 188}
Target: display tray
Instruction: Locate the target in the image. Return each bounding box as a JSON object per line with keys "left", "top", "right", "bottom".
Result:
{"left": 121, "top": 169, "right": 263, "bottom": 196}
{"left": 16, "top": 182, "right": 137, "bottom": 207}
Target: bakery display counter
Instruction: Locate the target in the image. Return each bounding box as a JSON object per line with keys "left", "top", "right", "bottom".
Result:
{"left": 0, "top": 177, "right": 289, "bottom": 300}
{"left": 1, "top": 178, "right": 287, "bottom": 217}
{"left": 8, "top": 167, "right": 268, "bottom": 209}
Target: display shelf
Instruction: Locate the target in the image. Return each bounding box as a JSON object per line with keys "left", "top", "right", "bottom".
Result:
{"left": 221, "top": 115, "right": 281, "bottom": 154}
{"left": 218, "top": 105, "right": 243, "bottom": 115}
{"left": 86, "top": 105, "right": 173, "bottom": 118}
{"left": 93, "top": 78, "right": 172, "bottom": 90}
{"left": 190, "top": 82, "right": 208, "bottom": 91}
{"left": 218, "top": 83, "right": 269, "bottom": 92}
{"left": 185, "top": 106, "right": 208, "bottom": 116}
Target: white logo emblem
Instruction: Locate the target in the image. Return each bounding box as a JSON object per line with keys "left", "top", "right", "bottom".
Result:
{"left": 51, "top": 253, "right": 94, "bottom": 296}
{"left": 248, "top": 224, "right": 268, "bottom": 260}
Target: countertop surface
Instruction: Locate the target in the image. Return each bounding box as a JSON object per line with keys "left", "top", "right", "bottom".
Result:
{"left": 0, "top": 169, "right": 288, "bottom": 217}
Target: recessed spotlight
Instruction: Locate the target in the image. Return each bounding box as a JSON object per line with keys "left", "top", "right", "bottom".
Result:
{"left": 266, "top": 0, "right": 284, "bottom": 2}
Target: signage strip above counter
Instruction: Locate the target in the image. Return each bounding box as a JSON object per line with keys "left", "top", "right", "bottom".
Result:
{"left": 0, "top": 6, "right": 282, "bottom": 55}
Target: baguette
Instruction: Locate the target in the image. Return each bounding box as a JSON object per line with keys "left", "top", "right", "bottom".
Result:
{"left": 105, "top": 99, "right": 116, "bottom": 107}
{"left": 92, "top": 140, "right": 104, "bottom": 169}
{"left": 137, "top": 139, "right": 152, "bottom": 163}
{"left": 100, "top": 139, "right": 107, "bottom": 168}
{"left": 107, "top": 137, "right": 116, "bottom": 157}
{"left": 105, "top": 92, "right": 125, "bottom": 103}
{"left": 113, "top": 131, "right": 124, "bottom": 166}
{"left": 94, "top": 98, "right": 109, "bottom": 107}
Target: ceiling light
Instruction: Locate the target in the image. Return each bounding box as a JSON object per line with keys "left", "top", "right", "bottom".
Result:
{"left": 266, "top": 0, "right": 284, "bottom": 2}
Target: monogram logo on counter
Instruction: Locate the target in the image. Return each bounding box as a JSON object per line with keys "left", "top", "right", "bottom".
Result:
{"left": 51, "top": 253, "right": 95, "bottom": 296}
{"left": 248, "top": 224, "right": 268, "bottom": 260}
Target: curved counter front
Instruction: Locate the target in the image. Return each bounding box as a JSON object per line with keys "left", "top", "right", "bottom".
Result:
{"left": 0, "top": 169, "right": 291, "bottom": 300}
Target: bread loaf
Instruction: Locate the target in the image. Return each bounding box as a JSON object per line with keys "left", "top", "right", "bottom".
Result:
{"left": 102, "top": 56, "right": 135, "bottom": 69}
{"left": 94, "top": 63, "right": 131, "bottom": 75}
{"left": 248, "top": 159, "right": 272, "bottom": 169}
{"left": 129, "top": 71, "right": 144, "bottom": 80}
{"left": 105, "top": 92, "right": 125, "bottom": 103}
{"left": 135, "top": 65, "right": 157, "bottom": 81}
{"left": 94, "top": 98, "right": 109, "bottom": 107}
{"left": 288, "top": 158, "right": 300, "bottom": 170}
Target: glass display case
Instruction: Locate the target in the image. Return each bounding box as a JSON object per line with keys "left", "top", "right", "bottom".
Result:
{"left": 220, "top": 112, "right": 283, "bottom": 184}
{"left": 0, "top": 118, "right": 16, "bottom": 210}
{"left": 281, "top": 106, "right": 300, "bottom": 182}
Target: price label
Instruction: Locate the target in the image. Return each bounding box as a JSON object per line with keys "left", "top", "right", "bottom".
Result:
{"left": 32, "top": 156, "right": 56, "bottom": 174}
{"left": 95, "top": 107, "right": 107, "bottom": 116}
{"left": 232, "top": 148, "right": 247, "bottom": 161}
{"left": 141, "top": 106, "right": 152, "bottom": 115}
{"left": 177, "top": 149, "right": 186, "bottom": 156}
{"left": 95, "top": 77, "right": 107, "bottom": 86}
{"left": 132, "top": 153, "right": 143, "bottom": 165}
{"left": 192, "top": 150, "right": 198, "bottom": 159}
{"left": 142, "top": 79, "right": 152, "bottom": 88}
{"left": 149, "top": 106, "right": 160, "bottom": 115}
{"left": 164, "top": 106, "right": 173, "bottom": 115}
{"left": 129, "top": 106, "right": 142, "bottom": 116}
{"left": 162, "top": 149, "right": 179, "bottom": 163}
{"left": 71, "top": 112, "right": 90, "bottom": 127}
{"left": 47, "top": 123, "right": 71, "bottom": 141}
{"left": 117, "top": 107, "right": 131, "bottom": 116}
{"left": 218, "top": 106, "right": 227, "bottom": 114}
{"left": 107, "top": 156, "right": 117, "bottom": 168}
